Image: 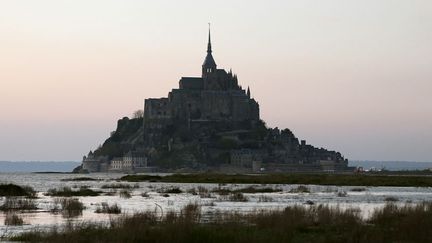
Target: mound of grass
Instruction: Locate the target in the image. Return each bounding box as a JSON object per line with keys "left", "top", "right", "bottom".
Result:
{"left": 95, "top": 202, "right": 121, "bottom": 214}
{"left": 45, "top": 187, "right": 101, "bottom": 197}
{"left": 0, "top": 184, "right": 36, "bottom": 197}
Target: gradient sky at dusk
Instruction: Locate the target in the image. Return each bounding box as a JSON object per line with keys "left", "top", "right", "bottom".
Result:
{"left": 1, "top": 0, "right": 431, "bottom": 162}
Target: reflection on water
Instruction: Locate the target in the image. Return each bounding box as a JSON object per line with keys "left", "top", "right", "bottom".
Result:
{"left": 0, "top": 172, "right": 432, "bottom": 237}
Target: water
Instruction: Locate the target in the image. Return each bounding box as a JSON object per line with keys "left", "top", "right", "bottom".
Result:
{"left": 0, "top": 172, "right": 431, "bottom": 237}
{"left": 0, "top": 161, "right": 80, "bottom": 173}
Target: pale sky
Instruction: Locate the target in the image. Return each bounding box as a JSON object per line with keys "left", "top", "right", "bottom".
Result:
{"left": 0, "top": 0, "right": 431, "bottom": 162}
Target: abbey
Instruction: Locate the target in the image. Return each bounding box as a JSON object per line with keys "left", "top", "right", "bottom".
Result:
{"left": 144, "top": 30, "right": 259, "bottom": 129}
{"left": 79, "top": 29, "right": 349, "bottom": 173}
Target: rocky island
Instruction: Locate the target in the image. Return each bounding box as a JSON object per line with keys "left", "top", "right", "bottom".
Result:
{"left": 76, "top": 30, "right": 349, "bottom": 173}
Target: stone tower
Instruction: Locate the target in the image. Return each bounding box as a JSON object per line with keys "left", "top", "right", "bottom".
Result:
{"left": 201, "top": 27, "right": 221, "bottom": 90}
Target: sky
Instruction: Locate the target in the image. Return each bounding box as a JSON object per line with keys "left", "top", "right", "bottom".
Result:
{"left": 0, "top": 0, "right": 431, "bottom": 162}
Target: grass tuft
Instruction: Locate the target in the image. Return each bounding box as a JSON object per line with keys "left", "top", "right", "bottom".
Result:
{"left": 95, "top": 202, "right": 121, "bottom": 214}
{"left": 119, "top": 189, "right": 132, "bottom": 199}
{"left": 52, "top": 198, "right": 85, "bottom": 218}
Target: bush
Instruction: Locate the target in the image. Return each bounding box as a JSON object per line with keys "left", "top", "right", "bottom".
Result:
{"left": 95, "top": 202, "right": 121, "bottom": 214}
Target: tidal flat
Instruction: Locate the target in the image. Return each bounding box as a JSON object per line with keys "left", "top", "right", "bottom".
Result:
{"left": 0, "top": 172, "right": 432, "bottom": 241}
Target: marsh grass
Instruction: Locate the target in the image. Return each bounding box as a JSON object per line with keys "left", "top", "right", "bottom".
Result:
{"left": 45, "top": 187, "right": 101, "bottom": 197}
{"left": 121, "top": 173, "right": 432, "bottom": 187}
{"left": 0, "top": 197, "right": 37, "bottom": 211}
{"left": 0, "top": 184, "right": 36, "bottom": 198}
{"left": 236, "top": 186, "right": 282, "bottom": 193}
{"left": 384, "top": 196, "right": 399, "bottom": 202}
{"left": 52, "top": 198, "right": 85, "bottom": 218}
{"left": 258, "top": 195, "right": 274, "bottom": 202}
{"left": 101, "top": 183, "right": 139, "bottom": 189}
{"left": 61, "top": 177, "right": 99, "bottom": 181}
{"left": 289, "top": 185, "right": 310, "bottom": 193}
{"left": 119, "top": 189, "right": 132, "bottom": 199}
{"left": 104, "top": 190, "right": 117, "bottom": 196}
{"left": 336, "top": 191, "right": 348, "bottom": 197}
{"left": 351, "top": 187, "right": 367, "bottom": 192}
{"left": 11, "top": 202, "right": 432, "bottom": 243}
{"left": 160, "top": 187, "right": 183, "bottom": 194}
{"left": 4, "top": 213, "right": 24, "bottom": 226}
{"left": 95, "top": 203, "right": 121, "bottom": 214}
{"left": 228, "top": 192, "right": 248, "bottom": 202}
{"left": 195, "top": 186, "right": 212, "bottom": 198}
{"left": 212, "top": 188, "right": 231, "bottom": 195}
{"left": 213, "top": 186, "right": 281, "bottom": 195}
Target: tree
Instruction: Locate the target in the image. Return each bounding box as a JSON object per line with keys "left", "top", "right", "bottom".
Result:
{"left": 133, "top": 109, "right": 144, "bottom": 119}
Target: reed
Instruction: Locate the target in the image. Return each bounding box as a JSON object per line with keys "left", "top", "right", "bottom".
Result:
{"left": 11, "top": 202, "right": 432, "bottom": 243}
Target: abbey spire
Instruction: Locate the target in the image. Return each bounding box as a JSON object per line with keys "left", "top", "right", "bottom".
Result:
{"left": 207, "top": 24, "right": 212, "bottom": 54}
{"left": 202, "top": 24, "right": 217, "bottom": 77}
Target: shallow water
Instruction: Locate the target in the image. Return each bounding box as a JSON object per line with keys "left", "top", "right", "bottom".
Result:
{"left": 0, "top": 172, "right": 431, "bottom": 237}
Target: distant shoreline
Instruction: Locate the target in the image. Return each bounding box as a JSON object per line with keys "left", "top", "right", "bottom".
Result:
{"left": 0, "top": 160, "right": 431, "bottom": 173}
